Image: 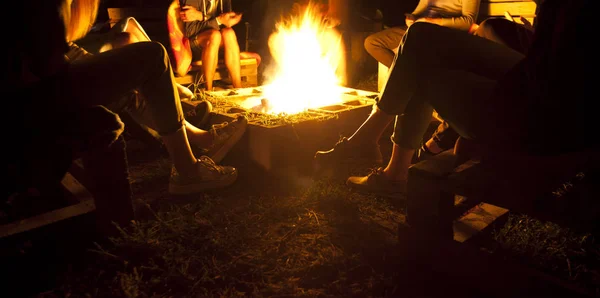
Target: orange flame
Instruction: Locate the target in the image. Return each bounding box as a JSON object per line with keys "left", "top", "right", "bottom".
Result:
{"left": 242, "top": 1, "right": 346, "bottom": 115}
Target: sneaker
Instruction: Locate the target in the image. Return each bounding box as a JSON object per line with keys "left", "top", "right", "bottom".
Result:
{"left": 205, "top": 115, "right": 248, "bottom": 163}
{"left": 168, "top": 156, "right": 238, "bottom": 195}
{"left": 314, "top": 137, "right": 383, "bottom": 168}
{"left": 346, "top": 167, "right": 406, "bottom": 197}
{"left": 182, "top": 99, "right": 213, "bottom": 128}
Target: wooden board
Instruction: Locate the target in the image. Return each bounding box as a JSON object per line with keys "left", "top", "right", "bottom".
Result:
{"left": 453, "top": 202, "right": 509, "bottom": 243}
{"left": 479, "top": 1, "right": 537, "bottom": 17}
{"left": 0, "top": 173, "right": 96, "bottom": 239}
{"left": 176, "top": 58, "right": 259, "bottom": 87}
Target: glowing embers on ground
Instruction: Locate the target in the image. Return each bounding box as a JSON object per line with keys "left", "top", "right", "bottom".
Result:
{"left": 240, "top": 1, "right": 346, "bottom": 115}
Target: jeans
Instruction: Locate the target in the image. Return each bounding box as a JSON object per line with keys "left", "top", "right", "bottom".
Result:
{"left": 378, "top": 23, "right": 525, "bottom": 150}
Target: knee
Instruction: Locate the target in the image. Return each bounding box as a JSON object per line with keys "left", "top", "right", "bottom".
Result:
{"left": 139, "top": 41, "right": 171, "bottom": 72}
{"left": 402, "top": 23, "right": 436, "bottom": 52}
{"left": 474, "top": 19, "right": 498, "bottom": 37}
{"left": 364, "top": 34, "right": 377, "bottom": 53}
{"left": 221, "top": 27, "right": 237, "bottom": 43}
{"left": 113, "top": 32, "right": 135, "bottom": 47}
{"left": 207, "top": 29, "right": 222, "bottom": 46}
{"left": 406, "top": 22, "right": 436, "bottom": 37}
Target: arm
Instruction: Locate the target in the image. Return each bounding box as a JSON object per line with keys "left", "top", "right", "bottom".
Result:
{"left": 411, "top": 0, "right": 430, "bottom": 17}
{"left": 168, "top": 0, "right": 193, "bottom": 76}
{"left": 180, "top": 4, "right": 220, "bottom": 30}
{"left": 436, "top": 0, "right": 480, "bottom": 31}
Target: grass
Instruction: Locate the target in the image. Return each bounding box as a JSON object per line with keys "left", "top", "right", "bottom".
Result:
{"left": 6, "top": 73, "right": 600, "bottom": 298}
{"left": 34, "top": 164, "right": 598, "bottom": 297}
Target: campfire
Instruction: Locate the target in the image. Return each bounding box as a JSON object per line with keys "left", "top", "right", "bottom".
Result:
{"left": 239, "top": 1, "right": 347, "bottom": 115}
{"left": 196, "top": 2, "right": 379, "bottom": 173}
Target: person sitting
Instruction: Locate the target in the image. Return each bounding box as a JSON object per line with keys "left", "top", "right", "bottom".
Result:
{"left": 415, "top": 15, "right": 538, "bottom": 162}
{"left": 96, "top": 16, "right": 198, "bottom": 100}
{"left": 168, "top": 0, "right": 256, "bottom": 91}
{"left": 317, "top": 0, "right": 592, "bottom": 196}
{"left": 314, "top": 0, "right": 481, "bottom": 188}
{"left": 365, "top": 0, "right": 480, "bottom": 69}
{"left": 9, "top": 0, "right": 247, "bottom": 196}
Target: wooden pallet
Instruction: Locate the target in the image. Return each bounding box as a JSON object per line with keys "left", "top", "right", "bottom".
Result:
{"left": 407, "top": 148, "right": 599, "bottom": 243}
{"left": 175, "top": 57, "right": 259, "bottom": 87}
{"left": 0, "top": 164, "right": 95, "bottom": 239}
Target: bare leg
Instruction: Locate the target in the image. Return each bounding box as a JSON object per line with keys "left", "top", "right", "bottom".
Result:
{"left": 192, "top": 29, "right": 222, "bottom": 91}
{"left": 221, "top": 27, "right": 242, "bottom": 88}
{"left": 184, "top": 119, "right": 214, "bottom": 148}
{"left": 348, "top": 105, "right": 394, "bottom": 145}
{"left": 383, "top": 144, "right": 414, "bottom": 181}
{"left": 162, "top": 126, "right": 200, "bottom": 176}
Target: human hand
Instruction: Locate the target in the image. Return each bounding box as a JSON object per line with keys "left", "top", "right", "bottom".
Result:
{"left": 519, "top": 16, "right": 534, "bottom": 31}
{"left": 415, "top": 17, "right": 441, "bottom": 25}
{"left": 180, "top": 5, "right": 205, "bottom": 22}
{"left": 217, "top": 12, "right": 242, "bottom": 27}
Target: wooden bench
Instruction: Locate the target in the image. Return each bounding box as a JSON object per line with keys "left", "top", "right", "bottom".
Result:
{"left": 107, "top": 6, "right": 259, "bottom": 88}
{"left": 404, "top": 145, "right": 600, "bottom": 244}
{"left": 1, "top": 136, "right": 134, "bottom": 241}
{"left": 399, "top": 142, "right": 599, "bottom": 296}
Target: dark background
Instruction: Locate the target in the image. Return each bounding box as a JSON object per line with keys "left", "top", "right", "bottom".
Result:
{"left": 97, "top": 0, "right": 420, "bottom": 48}
{"left": 94, "top": 0, "right": 419, "bottom": 86}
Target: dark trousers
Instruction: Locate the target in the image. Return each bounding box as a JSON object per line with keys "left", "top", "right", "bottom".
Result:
{"left": 474, "top": 18, "right": 534, "bottom": 54}
{"left": 429, "top": 18, "right": 534, "bottom": 151}
{"left": 378, "top": 23, "right": 524, "bottom": 150}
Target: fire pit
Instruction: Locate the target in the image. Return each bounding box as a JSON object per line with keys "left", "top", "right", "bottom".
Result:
{"left": 192, "top": 1, "right": 379, "bottom": 176}
{"left": 202, "top": 86, "right": 378, "bottom": 175}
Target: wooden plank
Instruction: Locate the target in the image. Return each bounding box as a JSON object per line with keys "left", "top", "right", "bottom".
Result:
{"left": 0, "top": 201, "right": 96, "bottom": 239}
{"left": 178, "top": 58, "right": 259, "bottom": 87}
{"left": 190, "top": 58, "right": 258, "bottom": 67}
{"left": 453, "top": 202, "right": 509, "bottom": 243}
{"left": 61, "top": 172, "right": 94, "bottom": 202}
{"left": 0, "top": 173, "right": 96, "bottom": 239}
{"left": 479, "top": 1, "right": 537, "bottom": 16}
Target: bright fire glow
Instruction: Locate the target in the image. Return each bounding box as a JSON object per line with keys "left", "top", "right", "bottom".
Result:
{"left": 241, "top": 2, "right": 346, "bottom": 115}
